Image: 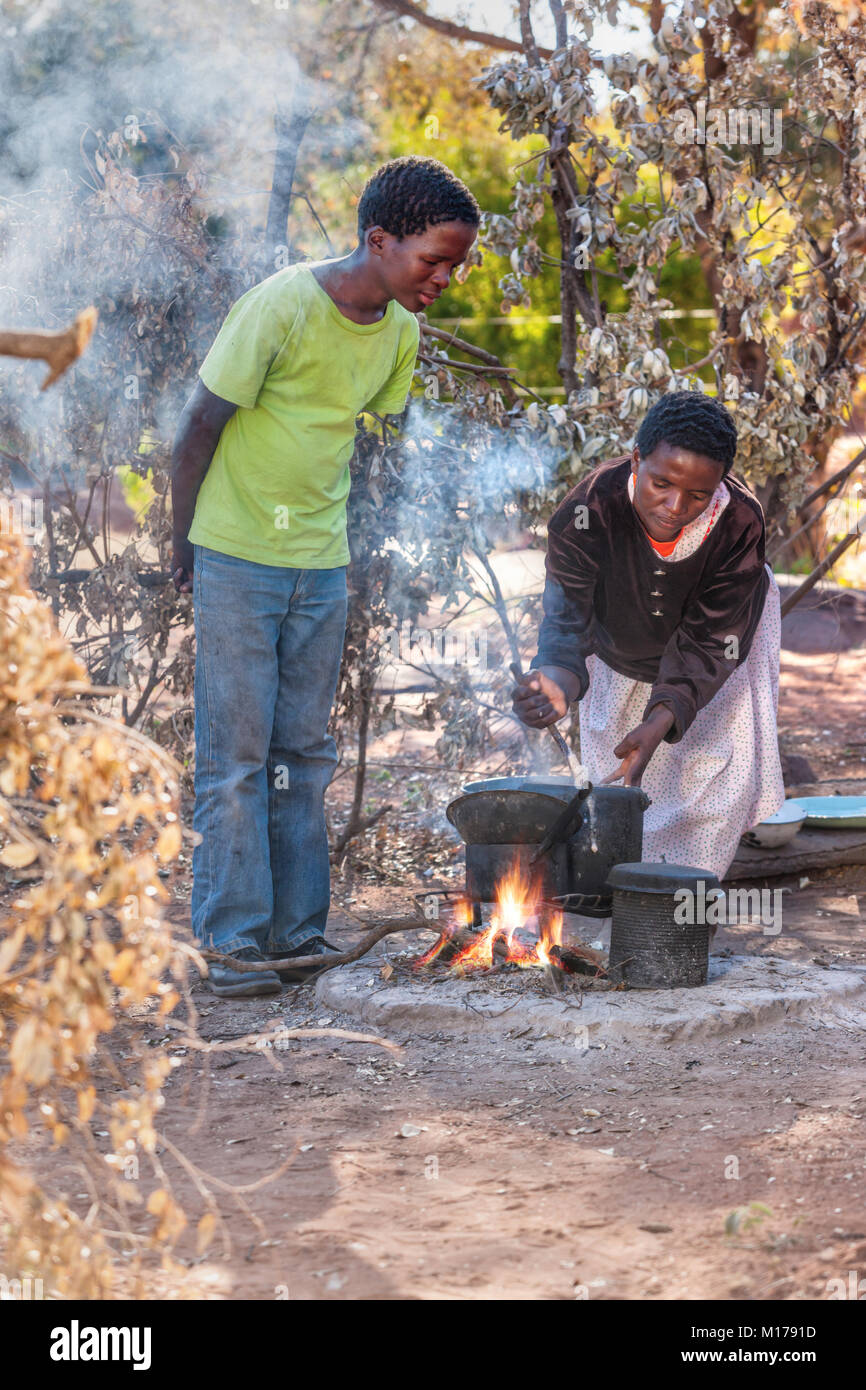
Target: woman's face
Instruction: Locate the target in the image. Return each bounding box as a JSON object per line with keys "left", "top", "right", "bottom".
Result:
{"left": 631, "top": 442, "right": 726, "bottom": 541}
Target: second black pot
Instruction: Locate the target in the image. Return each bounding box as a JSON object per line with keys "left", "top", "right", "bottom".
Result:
{"left": 567, "top": 785, "right": 650, "bottom": 896}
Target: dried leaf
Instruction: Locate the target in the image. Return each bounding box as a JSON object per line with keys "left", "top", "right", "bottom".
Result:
{"left": 78, "top": 1086, "right": 96, "bottom": 1123}
{"left": 0, "top": 843, "right": 39, "bottom": 868}
{"left": 155, "top": 823, "right": 181, "bottom": 861}
{"left": 146, "top": 1187, "right": 169, "bottom": 1217}
{"left": 109, "top": 949, "right": 138, "bottom": 986}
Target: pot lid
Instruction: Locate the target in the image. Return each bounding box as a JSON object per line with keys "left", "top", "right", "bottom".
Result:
{"left": 461, "top": 775, "right": 578, "bottom": 799}
{"left": 606, "top": 862, "right": 721, "bottom": 894}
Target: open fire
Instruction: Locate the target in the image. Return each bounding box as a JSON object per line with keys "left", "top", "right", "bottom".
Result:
{"left": 413, "top": 862, "right": 593, "bottom": 977}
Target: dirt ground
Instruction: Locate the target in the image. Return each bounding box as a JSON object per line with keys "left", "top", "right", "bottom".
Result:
{"left": 8, "top": 578, "right": 866, "bottom": 1302}
{"left": 147, "top": 967, "right": 866, "bottom": 1303}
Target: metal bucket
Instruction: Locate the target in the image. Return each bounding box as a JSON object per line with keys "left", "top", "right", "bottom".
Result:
{"left": 606, "top": 862, "right": 718, "bottom": 989}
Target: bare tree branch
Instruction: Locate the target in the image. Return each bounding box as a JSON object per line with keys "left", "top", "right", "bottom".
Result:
{"left": 780, "top": 530, "right": 863, "bottom": 618}
{"left": 203, "top": 916, "right": 432, "bottom": 978}
{"left": 795, "top": 443, "right": 866, "bottom": 515}
{"left": 0, "top": 308, "right": 98, "bottom": 390}
{"left": 548, "top": 0, "right": 568, "bottom": 50}
{"left": 371, "top": 0, "right": 553, "bottom": 58}
{"left": 264, "top": 105, "right": 312, "bottom": 271}
{"left": 519, "top": 0, "right": 542, "bottom": 64}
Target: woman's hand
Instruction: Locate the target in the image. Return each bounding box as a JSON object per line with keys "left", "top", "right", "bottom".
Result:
{"left": 602, "top": 704, "right": 675, "bottom": 786}
{"left": 511, "top": 665, "right": 581, "bottom": 728}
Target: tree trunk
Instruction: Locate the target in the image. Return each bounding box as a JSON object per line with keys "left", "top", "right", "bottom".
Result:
{"left": 263, "top": 106, "right": 311, "bottom": 276}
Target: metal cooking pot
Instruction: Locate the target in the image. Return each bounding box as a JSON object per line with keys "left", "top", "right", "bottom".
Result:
{"left": 568, "top": 785, "right": 650, "bottom": 897}
{"left": 461, "top": 774, "right": 578, "bottom": 800}
{"left": 446, "top": 789, "right": 573, "bottom": 845}
{"left": 446, "top": 782, "right": 651, "bottom": 903}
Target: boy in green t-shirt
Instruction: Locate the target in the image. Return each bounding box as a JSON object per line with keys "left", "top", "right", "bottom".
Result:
{"left": 171, "top": 157, "right": 479, "bottom": 997}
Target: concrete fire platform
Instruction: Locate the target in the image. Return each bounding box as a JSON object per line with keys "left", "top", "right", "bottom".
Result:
{"left": 316, "top": 951, "right": 866, "bottom": 1046}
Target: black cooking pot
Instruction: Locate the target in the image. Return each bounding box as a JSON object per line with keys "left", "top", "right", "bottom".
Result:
{"left": 446, "top": 783, "right": 650, "bottom": 903}
{"left": 461, "top": 775, "right": 579, "bottom": 800}
{"left": 568, "top": 785, "right": 650, "bottom": 896}
{"left": 446, "top": 789, "right": 573, "bottom": 845}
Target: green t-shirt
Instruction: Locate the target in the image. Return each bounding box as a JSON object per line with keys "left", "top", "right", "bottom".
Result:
{"left": 188, "top": 261, "right": 420, "bottom": 568}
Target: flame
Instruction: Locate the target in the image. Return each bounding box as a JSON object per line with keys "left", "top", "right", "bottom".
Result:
{"left": 413, "top": 896, "right": 472, "bottom": 968}
{"left": 496, "top": 860, "right": 541, "bottom": 952}
{"left": 451, "top": 863, "right": 539, "bottom": 972}
{"left": 535, "top": 911, "right": 563, "bottom": 968}
{"left": 413, "top": 864, "right": 567, "bottom": 975}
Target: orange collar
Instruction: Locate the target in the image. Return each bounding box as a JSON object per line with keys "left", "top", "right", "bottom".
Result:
{"left": 644, "top": 526, "right": 683, "bottom": 556}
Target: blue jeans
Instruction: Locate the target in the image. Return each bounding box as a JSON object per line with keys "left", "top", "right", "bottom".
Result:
{"left": 191, "top": 544, "right": 348, "bottom": 956}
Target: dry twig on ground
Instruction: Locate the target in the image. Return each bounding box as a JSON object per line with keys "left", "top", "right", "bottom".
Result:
{"left": 201, "top": 915, "right": 433, "bottom": 979}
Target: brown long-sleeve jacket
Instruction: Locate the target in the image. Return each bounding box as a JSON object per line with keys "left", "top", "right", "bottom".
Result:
{"left": 529, "top": 455, "right": 770, "bottom": 744}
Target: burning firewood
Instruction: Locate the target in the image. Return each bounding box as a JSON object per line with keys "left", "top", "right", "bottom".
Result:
{"left": 415, "top": 923, "right": 607, "bottom": 979}
{"left": 411, "top": 862, "right": 610, "bottom": 980}
{"left": 0, "top": 307, "right": 98, "bottom": 389}
{"left": 419, "top": 925, "right": 479, "bottom": 967}
{"left": 548, "top": 942, "right": 608, "bottom": 979}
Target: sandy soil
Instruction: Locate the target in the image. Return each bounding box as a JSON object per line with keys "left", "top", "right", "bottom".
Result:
{"left": 147, "top": 983, "right": 866, "bottom": 1302}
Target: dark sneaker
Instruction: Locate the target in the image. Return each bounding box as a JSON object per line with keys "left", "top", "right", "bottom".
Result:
{"left": 208, "top": 946, "right": 281, "bottom": 998}
{"left": 266, "top": 937, "right": 340, "bottom": 983}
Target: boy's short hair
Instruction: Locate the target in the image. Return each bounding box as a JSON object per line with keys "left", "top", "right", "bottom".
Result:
{"left": 357, "top": 156, "right": 480, "bottom": 240}
{"left": 636, "top": 389, "right": 738, "bottom": 474}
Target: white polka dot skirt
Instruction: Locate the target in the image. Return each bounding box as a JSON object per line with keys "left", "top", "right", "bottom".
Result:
{"left": 578, "top": 565, "right": 785, "bottom": 880}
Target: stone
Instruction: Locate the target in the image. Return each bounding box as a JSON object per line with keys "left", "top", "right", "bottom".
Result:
{"left": 317, "top": 954, "right": 866, "bottom": 1046}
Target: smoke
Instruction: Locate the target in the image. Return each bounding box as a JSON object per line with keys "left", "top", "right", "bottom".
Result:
{"left": 389, "top": 395, "right": 569, "bottom": 573}
{"left": 0, "top": 0, "right": 367, "bottom": 481}
{"left": 0, "top": 0, "right": 335, "bottom": 194}
{"left": 374, "top": 396, "right": 564, "bottom": 730}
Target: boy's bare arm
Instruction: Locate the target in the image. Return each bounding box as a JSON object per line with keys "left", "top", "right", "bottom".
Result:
{"left": 171, "top": 380, "right": 238, "bottom": 592}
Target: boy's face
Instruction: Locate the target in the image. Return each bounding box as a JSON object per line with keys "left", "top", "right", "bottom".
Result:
{"left": 368, "top": 219, "right": 478, "bottom": 313}
{"left": 630, "top": 442, "right": 725, "bottom": 541}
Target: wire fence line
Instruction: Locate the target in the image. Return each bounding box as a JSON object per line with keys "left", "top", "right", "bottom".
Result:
{"left": 434, "top": 308, "right": 718, "bottom": 326}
